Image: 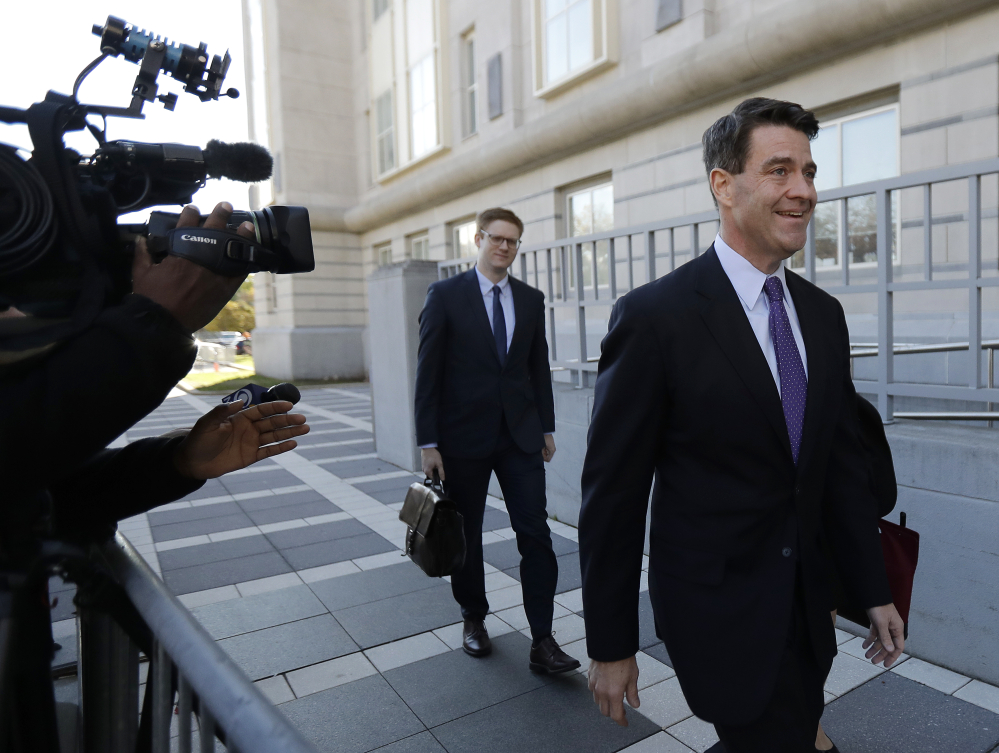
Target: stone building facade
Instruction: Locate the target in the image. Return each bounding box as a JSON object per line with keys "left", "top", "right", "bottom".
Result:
{"left": 240, "top": 0, "right": 999, "bottom": 380}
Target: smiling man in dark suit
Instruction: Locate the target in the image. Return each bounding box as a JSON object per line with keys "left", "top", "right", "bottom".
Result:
{"left": 579, "top": 99, "right": 905, "bottom": 751}
{"left": 415, "top": 207, "right": 580, "bottom": 674}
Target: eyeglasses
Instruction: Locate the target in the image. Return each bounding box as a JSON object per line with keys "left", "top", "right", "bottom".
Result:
{"left": 480, "top": 229, "right": 522, "bottom": 250}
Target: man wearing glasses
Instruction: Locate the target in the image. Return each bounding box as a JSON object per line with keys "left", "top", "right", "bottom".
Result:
{"left": 415, "top": 208, "right": 579, "bottom": 674}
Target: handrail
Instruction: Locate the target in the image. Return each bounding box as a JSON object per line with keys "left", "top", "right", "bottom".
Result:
{"left": 440, "top": 156, "right": 999, "bottom": 418}
{"left": 850, "top": 340, "right": 999, "bottom": 358}
{"left": 84, "top": 533, "right": 317, "bottom": 753}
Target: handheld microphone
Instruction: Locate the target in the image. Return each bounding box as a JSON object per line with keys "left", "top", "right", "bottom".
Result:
{"left": 221, "top": 382, "right": 301, "bottom": 408}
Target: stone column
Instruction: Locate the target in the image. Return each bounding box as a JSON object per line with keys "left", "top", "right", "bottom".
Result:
{"left": 367, "top": 260, "right": 440, "bottom": 471}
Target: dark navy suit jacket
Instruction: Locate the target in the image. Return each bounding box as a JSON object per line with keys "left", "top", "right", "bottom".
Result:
{"left": 415, "top": 268, "right": 555, "bottom": 459}
{"left": 579, "top": 246, "right": 892, "bottom": 726}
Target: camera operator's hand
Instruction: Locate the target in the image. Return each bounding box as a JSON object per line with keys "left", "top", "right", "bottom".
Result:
{"left": 173, "top": 400, "right": 310, "bottom": 480}
{"left": 132, "top": 202, "right": 255, "bottom": 333}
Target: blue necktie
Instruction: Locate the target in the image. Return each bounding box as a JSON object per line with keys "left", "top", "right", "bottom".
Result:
{"left": 764, "top": 277, "right": 807, "bottom": 464}
{"left": 491, "top": 285, "right": 507, "bottom": 367}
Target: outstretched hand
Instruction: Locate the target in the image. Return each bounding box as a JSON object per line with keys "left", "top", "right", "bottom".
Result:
{"left": 173, "top": 400, "right": 309, "bottom": 480}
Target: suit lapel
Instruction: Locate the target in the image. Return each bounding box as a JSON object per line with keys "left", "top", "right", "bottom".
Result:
{"left": 784, "top": 270, "right": 827, "bottom": 477}
{"left": 461, "top": 268, "right": 502, "bottom": 367}
{"left": 694, "top": 247, "right": 793, "bottom": 461}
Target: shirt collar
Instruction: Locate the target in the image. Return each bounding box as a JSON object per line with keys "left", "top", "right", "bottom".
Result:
{"left": 713, "top": 233, "right": 788, "bottom": 309}
{"left": 475, "top": 266, "right": 509, "bottom": 295}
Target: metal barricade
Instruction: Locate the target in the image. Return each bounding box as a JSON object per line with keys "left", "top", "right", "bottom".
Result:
{"left": 77, "top": 533, "right": 316, "bottom": 753}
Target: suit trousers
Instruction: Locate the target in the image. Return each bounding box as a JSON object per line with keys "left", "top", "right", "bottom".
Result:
{"left": 440, "top": 424, "right": 558, "bottom": 643}
{"left": 712, "top": 572, "right": 827, "bottom": 753}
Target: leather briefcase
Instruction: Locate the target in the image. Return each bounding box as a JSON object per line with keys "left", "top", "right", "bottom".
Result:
{"left": 399, "top": 475, "right": 466, "bottom": 577}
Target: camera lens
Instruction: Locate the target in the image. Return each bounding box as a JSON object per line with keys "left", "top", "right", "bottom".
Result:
{"left": 228, "top": 207, "right": 314, "bottom": 273}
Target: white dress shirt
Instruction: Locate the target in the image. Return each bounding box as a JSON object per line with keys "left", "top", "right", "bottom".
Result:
{"left": 475, "top": 266, "right": 515, "bottom": 352}
{"left": 713, "top": 234, "right": 808, "bottom": 396}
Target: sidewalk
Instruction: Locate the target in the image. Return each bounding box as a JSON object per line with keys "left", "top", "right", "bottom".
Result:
{"left": 52, "top": 386, "right": 999, "bottom": 752}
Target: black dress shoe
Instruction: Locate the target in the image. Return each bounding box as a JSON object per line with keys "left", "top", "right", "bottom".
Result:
{"left": 529, "top": 635, "right": 581, "bottom": 674}
{"left": 462, "top": 618, "right": 492, "bottom": 657}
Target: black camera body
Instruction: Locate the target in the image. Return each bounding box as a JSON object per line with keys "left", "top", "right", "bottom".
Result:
{"left": 0, "top": 15, "right": 314, "bottom": 349}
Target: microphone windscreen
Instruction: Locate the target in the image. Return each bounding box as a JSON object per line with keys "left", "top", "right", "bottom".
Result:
{"left": 263, "top": 382, "right": 301, "bottom": 405}
{"left": 203, "top": 139, "right": 273, "bottom": 183}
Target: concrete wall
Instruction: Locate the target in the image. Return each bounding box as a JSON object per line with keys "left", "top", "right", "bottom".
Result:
{"left": 367, "top": 260, "right": 440, "bottom": 471}
{"left": 244, "top": 0, "right": 369, "bottom": 379}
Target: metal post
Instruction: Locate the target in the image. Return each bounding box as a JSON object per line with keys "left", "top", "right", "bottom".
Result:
{"left": 841, "top": 198, "right": 850, "bottom": 286}
{"left": 669, "top": 227, "right": 676, "bottom": 272}
{"left": 645, "top": 231, "right": 656, "bottom": 284}
{"left": 546, "top": 248, "right": 557, "bottom": 365}
{"left": 152, "top": 639, "right": 172, "bottom": 753}
{"left": 988, "top": 346, "right": 994, "bottom": 429}
{"left": 691, "top": 223, "right": 700, "bottom": 258}
{"left": 198, "top": 703, "right": 215, "bottom": 753}
{"left": 575, "top": 242, "right": 588, "bottom": 388}
{"left": 608, "top": 237, "right": 617, "bottom": 298}
{"left": 923, "top": 184, "right": 933, "bottom": 281}
{"left": 519, "top": 253, "right": 527, "bottom": 283}
{"left": 968, "top": 175, "right": 982, "bottom": 391}
{"left": 590, "top": 241, "right": 600, "bottom": 299}
{"left": 876, "top": 189, "right": 894, "bottom": 422}
{"left": 177, "top": 675, "right": 193, "bottom": 753}
{"left": 559, "top": 246, "right": 569, "bottom": 301}
{"left": 626, "top": 235, "right": 634, "bottom": 292}
{"left": 79, "top": 604, "right": 139, "bottom": 752}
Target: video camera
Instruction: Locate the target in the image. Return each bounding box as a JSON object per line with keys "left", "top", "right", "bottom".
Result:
{"left": 0, "top": 15, "right": 314, "bottom": 355}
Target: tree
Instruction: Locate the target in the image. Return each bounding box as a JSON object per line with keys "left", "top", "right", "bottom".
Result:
{"left": 205, "top": 276, "right": 256, "bottom": 332}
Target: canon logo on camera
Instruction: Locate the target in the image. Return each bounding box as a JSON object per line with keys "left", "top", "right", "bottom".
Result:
{"left": 181, "top": 234, "right": 217, "bottom": 245}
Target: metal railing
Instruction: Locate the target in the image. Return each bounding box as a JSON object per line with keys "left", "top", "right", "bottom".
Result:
{"left": 76, "top": 533, "right": 317, "bottom": 753}
{"left": 439, "top": 157, "right": 999, "bottom": 423}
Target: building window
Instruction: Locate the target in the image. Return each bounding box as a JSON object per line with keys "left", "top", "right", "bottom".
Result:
{"left": 533, "top": 0, "right": 613, "bottom": 96}
{"left": 461, "top": 32, "right": 477, "bottom": 138}
{"left": 452, "top": 220, "right": 477, "bottom": 259}
{"left": 567, "top": 182, "right": 613, "bottom": 288}
{"left": 410, "top": 56, "right": 437, "bottom": 157}
{"left": 373, "top": 0, "right": 390, "bottom": 21}
{"left": 791, "top": 104, "right": 899, "bottom": 270}
{"left": 375, "top": 90, "right": 395, "bottom": 175}
{"left": 545, "top": 0, "right": 593, "bottom": 84}
{"left": 407, "top": 0, "right": 438, "bottom": 159}
{"left": 410, "top": 233, "right": 430, "bottom": 260}
{"left": 376, "top": 242, "right": 393, "bottom": 266}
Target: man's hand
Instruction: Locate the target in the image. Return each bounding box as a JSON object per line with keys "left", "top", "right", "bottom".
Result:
{"left": 173, "top": 400, "right": 309, "bottom": 480}
{"left": 542, "top": 434, "right": 556, "bottom": 463}
{"left": 588, "top": 656, "right": 640, "bottom": 727}
{"left": 132, "top": 202, "right": 256, "bottom": 333}
{"left": 421, "top": 447, "right": 445, "bottom": 481}
{"left": 863, "top": 603, "right": 905, "bottom": 667}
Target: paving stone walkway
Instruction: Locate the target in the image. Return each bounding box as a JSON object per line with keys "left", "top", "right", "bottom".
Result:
{"left": 51, "top": 386, "right": 999, "bottom": 752}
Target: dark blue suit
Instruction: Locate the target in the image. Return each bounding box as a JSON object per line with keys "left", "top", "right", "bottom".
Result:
{"left": 415, "top": 269, "right": 558, "bottom": 638}
{"left": 579, "top": 248, "right": 892, "bottom": 746}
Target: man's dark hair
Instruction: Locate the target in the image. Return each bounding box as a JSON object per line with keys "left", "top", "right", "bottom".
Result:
{"left": 477, "top": 207, "right": 524, "bottom": 237}
{"left": 702, "top": 98, "right": 820, "bottom": 180}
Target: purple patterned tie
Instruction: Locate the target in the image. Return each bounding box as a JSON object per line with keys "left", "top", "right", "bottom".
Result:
{"left": 764, "top": 277, "right": 807, "bottom": 464}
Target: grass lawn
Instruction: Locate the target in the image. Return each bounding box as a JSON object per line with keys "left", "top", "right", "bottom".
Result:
{"left": 180, "top": 357, "right": 358, "bottom": 394}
